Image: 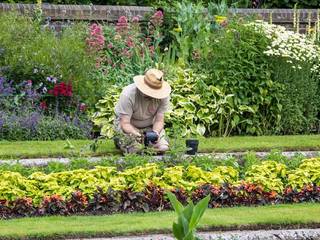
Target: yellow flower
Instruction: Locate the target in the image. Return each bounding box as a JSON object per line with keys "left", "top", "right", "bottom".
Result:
{"left": 308, "top": 27, "right": 315, "bottom": 34}
{"left": 214, "top": 15, "right": 227, "bottom": 24}
{"left": 173, "top": 27, "right": 182, "bottom": 33}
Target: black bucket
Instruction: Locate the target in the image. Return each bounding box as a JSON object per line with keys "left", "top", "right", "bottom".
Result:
{"left": 186, "top": 139, "right": 199, "bottom": 155}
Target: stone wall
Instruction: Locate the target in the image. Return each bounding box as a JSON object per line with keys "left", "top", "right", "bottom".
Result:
{"left": 0, "top": 3, "right": 319, "bottom": 31}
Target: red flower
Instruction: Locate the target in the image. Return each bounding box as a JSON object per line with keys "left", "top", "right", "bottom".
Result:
{"left": 49, "top": 82, "right": 73, "bottom": 97}
{"left": 40, "top": 101, "right": 48, "bottom": 110}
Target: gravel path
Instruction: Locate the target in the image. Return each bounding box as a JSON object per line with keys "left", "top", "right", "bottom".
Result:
{"left": 71, "top": 228, "right": 320, "bottom": 240}
{"left": 0, "top": 151, "right": 319, "bottom": 167}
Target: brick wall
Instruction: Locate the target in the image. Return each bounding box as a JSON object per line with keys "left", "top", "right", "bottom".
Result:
{"left": 0, "top": 3, "right": 319, "bottom": 30}
{"left": 0, "top": 3, "right": 152, "bottom": 21}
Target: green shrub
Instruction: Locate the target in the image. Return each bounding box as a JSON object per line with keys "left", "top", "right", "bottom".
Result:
{"left": 200, "top": 21, "right": 283, "bottom": 135}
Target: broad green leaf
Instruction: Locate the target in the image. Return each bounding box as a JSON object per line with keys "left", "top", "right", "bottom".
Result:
{"left": 173, "top": 222, "right": 184, "bottom": 240}
{"left": 189, "top": 195, "right": 210, "bottom": 230}
{"left": 179, "top": 215, "right": 189, "bottom": 236}
{"left": 196, "top": 124, "right": 206, "bottom": 136}
{"left": 182, "top": 201, "right": 194, "bottom": 222}
{"left": 167, "top": 192, "right": 184, "bottom": 215}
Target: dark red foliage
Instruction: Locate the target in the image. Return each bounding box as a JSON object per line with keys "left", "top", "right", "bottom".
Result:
{"left": 144, "top": 184, "right": 166, "bottom": 211}
{"left": 169, "top": 188, "right": 188, "bottom": 207}
{"left": 283, "top": 184, "right": 320, "bottom": 203}
{"left": 39, "top": 194, "right": 68, "bottom": 216}
{"left": 87, "top": 187, "right": 120, "bottom": 214}
{"left": 120, "top": 189, "right": 149, "bottom": 213}
{"left": 0, "top": 200, "right": 11, "bottom": 219}
{"left": 1, "top": 184, "right": 320, "bottom": 219}
{"left": 67, "top": 191, "right": 88, "bottom": 214}
{"left": 192, "top": 183, "right": 282, "bottom": 208}
{"left": 11, "top": 197, "right": 36, "bottom": 217}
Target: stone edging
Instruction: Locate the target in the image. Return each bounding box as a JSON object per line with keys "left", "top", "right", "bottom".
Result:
{"left": 1, "top": 150, "right": 318, "bottom": 167}
{"left": 83, "top": 228, "right": 320, "bottom": 240}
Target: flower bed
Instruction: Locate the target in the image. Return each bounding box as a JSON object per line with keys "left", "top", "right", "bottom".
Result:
{"left": 1, "top": 158, "right": 320, "bottom": 219}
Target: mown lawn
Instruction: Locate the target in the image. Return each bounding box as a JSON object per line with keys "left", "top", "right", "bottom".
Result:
{"left": 0, "top": 134, "right": 320, "bottom": 159}
{"left": 0, "top": 203, "right": 319, "bottom": 239}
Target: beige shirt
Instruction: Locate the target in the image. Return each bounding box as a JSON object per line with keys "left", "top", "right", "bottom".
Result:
{"left": 115, "top": 83, "right": 170, "bottom": 128}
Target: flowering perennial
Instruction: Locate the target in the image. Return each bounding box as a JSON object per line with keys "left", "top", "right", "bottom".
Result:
{"left": 48, "top": 82, "right": 72, "bottom": 97}
{"left": 249, "top": 20, "right": 320, "bottom": 72}
{"left": 86, "top": 23, "right": 105, "bottom": 52}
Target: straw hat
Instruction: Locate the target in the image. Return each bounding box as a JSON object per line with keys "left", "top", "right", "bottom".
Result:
{"left": 133, "top": 69, "right": 171, "bottom": 99}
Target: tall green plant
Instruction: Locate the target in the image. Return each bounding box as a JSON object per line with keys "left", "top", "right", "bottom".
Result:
{"left": 201, "top": 20, "right": 283, "bottom": 135}
{"left": 167, "top": 192, "right": 210, "bottom": 240}
{"left": 170, "top": 1, "right": 211, "bottom": 64}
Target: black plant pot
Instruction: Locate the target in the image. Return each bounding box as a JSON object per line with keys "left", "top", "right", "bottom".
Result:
{"left": 186, "top": 139, "right": 199, "bottom": 155}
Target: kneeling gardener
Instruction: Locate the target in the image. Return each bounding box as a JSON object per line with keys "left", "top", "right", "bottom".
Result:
{"left": 114, "top": 68, "right": 171, "bottom": 154}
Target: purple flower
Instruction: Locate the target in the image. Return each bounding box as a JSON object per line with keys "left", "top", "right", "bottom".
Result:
{"left": 46, "top": 76, "right": 57, "bottom": 83}
{"left": 0, "top": 77, "right": 15, "bottom": 96}
{"left": 13, "top": 111, "right": 41, "bottom": 131}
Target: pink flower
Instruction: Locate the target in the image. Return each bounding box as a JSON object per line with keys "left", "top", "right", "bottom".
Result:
{"left": 26, "top": 80, "right": 32, "bottom": 86}
{"left": 86, "top": 23, "right": 105, "bottom": 52}
{"left": 132, "top": 16, "right": 140, "bottom": 23}
{"left": 126, "top": 37, "right": 134, "bottom": 48}
{"left": 79, "top": 103, "right": 86, "bottom": 112}
{"left": 150, "top": 10, "right": 163, "bottom": 27}
{"left": 107, "top": 43, "right": 113, "bottom": 49}
{"left": 116, "top": 16, "right": 129, "bottom": 34}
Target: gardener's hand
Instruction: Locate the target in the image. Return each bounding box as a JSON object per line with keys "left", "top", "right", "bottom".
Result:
{"left": 133, "top": 132, "right": 143, "bottom": 144}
